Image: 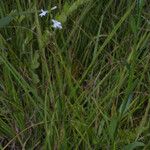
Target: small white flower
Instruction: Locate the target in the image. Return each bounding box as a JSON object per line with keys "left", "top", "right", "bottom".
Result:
{"left": 6, "top": 37, "right": 12, "bottom": 41}
{"left": 39, "top": 9, "right": 48, "bottom": 17}
{"left": 51, "top": 6, "right": 57, "bottom": 11}
{"left": 52, "top": 19, "right": 62, "bottom": 29}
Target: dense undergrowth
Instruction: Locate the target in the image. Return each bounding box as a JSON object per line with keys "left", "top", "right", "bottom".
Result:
{"left": 0, "top": 0, "right": 150, "bottom": 149}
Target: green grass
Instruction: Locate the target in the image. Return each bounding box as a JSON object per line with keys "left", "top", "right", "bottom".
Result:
{"left": 0, "top": 0, "right": 150, "bottom": 149}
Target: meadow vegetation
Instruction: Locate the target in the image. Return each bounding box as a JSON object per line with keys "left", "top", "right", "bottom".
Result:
{"left": 0, "top": 0, "right": 150, "bottom": 149}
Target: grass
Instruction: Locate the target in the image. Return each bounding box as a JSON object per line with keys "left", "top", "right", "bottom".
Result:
{"left": 0, "top": 0, "right": 150, "bottom": 149}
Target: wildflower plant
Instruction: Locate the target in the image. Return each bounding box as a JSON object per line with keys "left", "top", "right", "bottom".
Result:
{"left": 51, "top": 19, "right": 62, "bottom": 29}
{"left": 39, "top": 9, "right": 48, "bottom": 17}
{"left": 39, "top": 6, "right": 62, "bottom": 30}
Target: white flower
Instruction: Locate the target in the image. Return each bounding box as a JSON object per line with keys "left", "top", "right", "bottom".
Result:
{"left": 39, "top": 9, "right": 48, "bottom": 17}
{"left": 6, "top": 37, "right": 12, "bottom": 41}
{"left": 52, "top": 19, "right": 62, "bottom": 29}
{"left": 51, "top": 6, "right": 57, "bottom": 11}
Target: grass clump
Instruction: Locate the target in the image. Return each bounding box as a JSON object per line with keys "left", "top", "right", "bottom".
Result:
{"left": 0, "top": 0, "right": 150, "bottom": 149}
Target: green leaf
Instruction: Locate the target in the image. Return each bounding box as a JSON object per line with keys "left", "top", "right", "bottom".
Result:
{"left": 130, "top": 17, "right": 137, "bottom": 34}
{"left": 98, "top": 119, "right": 105, "bottom": 136}
{"left": 124, "top": 142, "right": 145, "bottom": 150}
{"left": 108, "top": 115, "right": 118, "bottom": 141}
{"left": 119, "top": 94, "right": 133, "bottom": 116}
{"left": 30, "top": 51, "right": 40, "bottom": 70}
{"left": 56, "top": 0, "right": 90, "bottom": 23}
{"left": 31, "top": 71, "right": 40, "bottom": 84}
{"left": 0, "top": 16, "right": 13, "bottom": 28}
{"left": 30, "top": 51, "right": 40, "bottom": 84}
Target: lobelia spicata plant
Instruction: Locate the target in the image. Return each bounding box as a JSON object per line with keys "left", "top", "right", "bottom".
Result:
{"left": 39, "top": 6, "right": 62, "bottom": 30}
{"left": 51, "top": 19, "right": 62, "bottom": 29}
{"left": 39, "top": 9, "right": 48, "bottom": 17}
